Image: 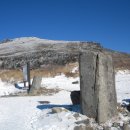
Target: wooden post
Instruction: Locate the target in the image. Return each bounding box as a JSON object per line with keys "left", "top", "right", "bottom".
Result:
{"left": 23, "top": 81, "right": 26, "bottom": 88}
{"left": 27, "top": 62, "right": 31, "bottom": 92}
{"left": 22, "top": 62, "right": 31, "bottom": 92}
{"left": 23, "top": 64, "right": 27, "bottom": 88}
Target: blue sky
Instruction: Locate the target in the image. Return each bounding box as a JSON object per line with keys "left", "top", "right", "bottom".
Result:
{"left": 0, "top": 0, "right": 130, "bottom": 53}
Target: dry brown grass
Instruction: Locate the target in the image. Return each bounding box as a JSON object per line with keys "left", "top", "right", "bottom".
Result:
{"left": 0, "top": 69, "right": 23, "bottom": 82}
{"left": 0, "top": 62, "right": 79, "bottom": 82}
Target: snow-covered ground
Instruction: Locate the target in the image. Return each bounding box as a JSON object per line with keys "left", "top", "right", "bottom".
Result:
{"left": 116, "top": 70, "right": 130, "bottom": 103}
{"left": 0, "top": 92, "right": 76, "bottom": 130}
{"left": 0, "top": 79, "right": 24, "bottom": 96}
{"left": 41, "top": 74, "right": 79, "bottom": 91}
{"left": 0, "top": 70, "right": 130, "bottom": 130}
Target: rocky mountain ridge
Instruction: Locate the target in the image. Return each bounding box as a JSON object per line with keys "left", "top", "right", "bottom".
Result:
{"left": 0, "top": 37, "right": 130, "bottom": 70}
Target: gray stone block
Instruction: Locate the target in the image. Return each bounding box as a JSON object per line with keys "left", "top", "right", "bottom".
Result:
{"left": 79, "top": 51, "right": 98, "bottom": 118}
{"left": 79, "top": 51, "right": 117, "bottom": 123}
{"left": 29, "top": 76, "right": 42, "bottom": 94}
{"left": 74, "top": 125, "right": 93, "bottom": 130}
{"left": 97, "top": 53, "right": 117, "bottom": 123}
{"left": 123, "top": 124, "right": 130, "bottom": 130}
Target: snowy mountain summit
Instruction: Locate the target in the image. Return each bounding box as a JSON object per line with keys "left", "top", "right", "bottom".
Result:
{"left": 0, "top": 37, "right": 130, "bottom": 70}
{"left": 0, "top": 37, "right": 101, "bottom": 69}
{"left": 0, "top": 37, "right": 100, "bottom": 55}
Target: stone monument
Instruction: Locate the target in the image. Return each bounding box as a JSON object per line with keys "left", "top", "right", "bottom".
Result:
{"left": 79, "top": 51, "right": 117, "bottom": 123}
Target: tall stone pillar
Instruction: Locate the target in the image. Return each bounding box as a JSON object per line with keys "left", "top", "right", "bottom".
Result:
{"left": 79, "top": 51, "right": 117, "bottom": 123}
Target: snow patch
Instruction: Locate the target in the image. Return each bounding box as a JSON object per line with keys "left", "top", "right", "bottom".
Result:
{"left": 115, "top": 70, "right": 130, "bottom": 103}
{"left": 41, "top": 74, "right": 80, "bottom": 91}
{"left": 0, "top": 79, "right": 22, "bottom": 96}
{"left": 32, "top": 111, "right": 84, "bottom": 130}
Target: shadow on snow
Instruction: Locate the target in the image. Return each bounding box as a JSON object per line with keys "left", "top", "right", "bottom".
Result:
{"left": 37, "top": 102, "right": 81, "bottom": 113}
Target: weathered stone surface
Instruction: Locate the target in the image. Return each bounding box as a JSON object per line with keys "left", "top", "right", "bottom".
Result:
{"left": 97, "top": 53, "right": 117, "bottom": 123}
{"left": 74, "top": 125, "right": 93, "bottom": 130}
{"left": 79, "top": 51, "right": 98, "bottom": 118}
{"left": 123, "top": 124, "right": 130, "bottom": 130}
{"left": 79, "top": 51, "right": 117, "bottom": 123}
{"left": 29, "top": 76, "right": 42, "bottom": 94}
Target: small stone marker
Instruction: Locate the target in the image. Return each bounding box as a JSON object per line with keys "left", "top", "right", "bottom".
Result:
{"left": 29, "top": 76, "right": 42, "bottom": 94}
{"left": 79, "top": 51, "right": 117, "bottom": 123}
{"left": 23, "top": 64, "right": 28, "bottom": 82}
{"left": 22, "top": 62, "right": 31, "bottom": 90}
